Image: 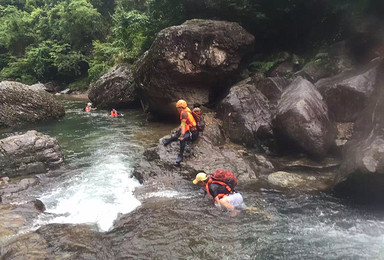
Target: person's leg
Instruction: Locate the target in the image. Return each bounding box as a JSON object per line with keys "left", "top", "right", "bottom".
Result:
{"left": 225, "top": 193, "right": 246, "bottom": 209}
{"left": 176, "top": 131, "right": 192, "bottom": 163}
{"left": 191, "top": 130, "right": 199, "bottom": 141}
{"left": 218, "top": 197, "right": 235, "bottom": 211}
{"left": 162, "top": 129, "right": 181, "bottom": 146}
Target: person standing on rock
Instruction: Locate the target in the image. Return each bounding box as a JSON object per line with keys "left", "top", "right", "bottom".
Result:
{"left": 162, "top": 99, "right": 199, "bottom": 164}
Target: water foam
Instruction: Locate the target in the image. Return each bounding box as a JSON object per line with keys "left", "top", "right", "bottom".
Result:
{"left": 38, "top": 153, "right": 141, "bottom": 231}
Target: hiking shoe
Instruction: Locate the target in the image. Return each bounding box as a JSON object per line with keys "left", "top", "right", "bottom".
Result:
{"left": 162, "top": 138, "right": 171, "bottom": 146}
{"left": 176, "top": 154, "right": 183, "bottom": 164}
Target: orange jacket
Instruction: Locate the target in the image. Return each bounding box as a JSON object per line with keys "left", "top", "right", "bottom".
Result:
{"left": 179, "top": 107, "right": 196, "bottom": 132}
{"left": 110, "top": 110, "right": 118, "bottom": 117}
{"left": 85, "top": 106, "right": 91, "bottom": 112}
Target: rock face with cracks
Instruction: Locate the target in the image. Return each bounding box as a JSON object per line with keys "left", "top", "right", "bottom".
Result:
{"left": 274, "top": 77, "right": 337, "bottom": 159}
{"left": 0, "top": 81, "right": 64, "bottom": 128}
{"left": 134, "top": 19, "right": 255, "bottom": 117}
{"left": 133, "top": 113, "right": 274, "bottom": 183}
{"left": 315, "top": 59, "right": 380, "bottom": 122}
{"left": 338, "top": 60, "right": 384, "bottom": 183}
{"left": 0, "top": 130, "right": 64, "bottom": 178}
{"left": 88, "top": 64, "right": 137, "bottom": 109}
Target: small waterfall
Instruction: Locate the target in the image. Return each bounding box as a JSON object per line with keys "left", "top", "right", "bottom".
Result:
{"left": 33, "top": 101, "right": 144, "bottom": 231}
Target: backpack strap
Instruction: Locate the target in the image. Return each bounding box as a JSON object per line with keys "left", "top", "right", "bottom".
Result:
{"left": 205, "top": 178, "right": 233, "bottom": 199}
{"left": 211, "top": 180, "right": 233, "bottom": 194}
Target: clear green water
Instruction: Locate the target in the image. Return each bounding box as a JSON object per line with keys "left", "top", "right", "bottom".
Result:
{"left": 2, "top": 100, "right": 384, "bottom": 259}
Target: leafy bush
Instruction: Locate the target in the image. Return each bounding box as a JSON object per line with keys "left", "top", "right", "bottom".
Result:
{"left": 112, "top": 9, "right": 151, "bottom": 61}
{"left": 68, "top": 76, "right": 90, "bottom": 91}
{"left": 88, "top": 40, "right": 121, "bottom": 81}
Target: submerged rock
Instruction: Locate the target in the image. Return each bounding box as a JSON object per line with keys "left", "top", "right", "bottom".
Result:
{"left": 89, "top": 64, "right": 138, "bottom": 109}
{"left": 0, "top": 130, "right": 64, "bottom": 178}
{"left": 134, "top": 19, "right": 255, "bottom": 117}
{"left": 273, "top": 77, "right": 337, "bottom": 159}
{"left": 267, "top": 171, "right": 335, "bottom": 191}
{"left": 0, "top": 81, "right": 65, "bottom": 128}
{"left": 1, "top": 223, "right": 112, "bottom": 259}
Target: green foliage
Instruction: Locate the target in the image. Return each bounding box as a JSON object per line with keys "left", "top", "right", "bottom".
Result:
{"left": 248, "top": 52, "right": 295, "bottom": 75}
{"left": 68, "top": 76, "right": 90, "bottom": 90}
{"left": 49, "top": 0, "right": 104, "bottom": 51}
{"left": 249, "top": 61, "right": 276, "bottom": 75}
{"left": 88, "top": 41, "right": 120, "bottom": 81}
{"left": 0, "top": 52, "right": 11, "bottom": 70}
{"left": 112, "top": 9, "right": 151, "bottom": 60}
{"left": 0, "top": 5, "right": 35, "bottom": 55}
{"left": 0, "top": 56, "right": 36, "bottom": 84}
{"left": 146, "top": 0, "right": 185, "bottom": 30}
{"left": 1, "top": 41, "right": 86, "bottom": 82}
{"left": 0, "top": 0, "right": 383, "bottom": 88}
{"left": 0, "top": 0, "right": 25, "bottom": 9}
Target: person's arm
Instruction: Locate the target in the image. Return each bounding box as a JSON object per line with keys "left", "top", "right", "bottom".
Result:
{"left": 178, "top": 112, "right": 188, "bottom": 140}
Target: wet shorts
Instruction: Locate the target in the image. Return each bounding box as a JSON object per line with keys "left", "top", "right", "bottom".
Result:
{"left": 226, "top": 192, "right": 246, "bottom": 210}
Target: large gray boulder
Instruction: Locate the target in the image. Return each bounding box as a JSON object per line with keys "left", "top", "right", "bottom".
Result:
{"left": 217, "top": 78, "right": 273, "bottom": 150}
{"left": 134, "top": 19, "right": 255, "bottom": 117}
{"left": 133, "top": 113, "right": 274, "bottom": 183}
{"left": 88, "top": 64, "right": 137, "bottom": 109}
{"left": 0, "top": 130, "right": 64, "bottom": 178}
{"left": 273, "top": 77, "right": 337, "bottom": 159}
{"left": 0, "top": 81, "right": 65, "bottom": 127}
{"left": 315, "top": 59, "right": 380, "bottom": 122}
{"left": 337, "top": 61, "right": 384, "bottom": 183}
{"left": 242, "top": 75, "right": 290, "bottom": 104}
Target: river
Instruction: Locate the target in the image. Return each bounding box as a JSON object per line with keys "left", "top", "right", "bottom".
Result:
{"left": 1, "top": 99, "right": 384, "bottom": 259}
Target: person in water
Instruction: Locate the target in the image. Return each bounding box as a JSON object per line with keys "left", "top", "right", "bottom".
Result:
{"left": 192, "top": 172, "right": 246, "bottom": 213}
{"left": 109, "top": 108, "right": 120, "bottom": 118}
{"left": 162, "top": 99, "right": 199, "bottom": 164}
{"left": 83, "top": 102, "right": 93, "bottom": 112}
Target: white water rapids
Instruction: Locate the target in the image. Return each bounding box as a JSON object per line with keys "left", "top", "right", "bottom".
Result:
{"left": 31, "top": 101, "right": 163, "bottom": 231}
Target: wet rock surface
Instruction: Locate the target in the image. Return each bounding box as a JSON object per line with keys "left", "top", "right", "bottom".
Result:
{"left": 217, "top": 78, "right": 273, "bottom": 150}
{"left": 0, "top": 130, "right": 64, "bottom": 178}
{"left": 0, "top": 200, "right": 46, "bottom": 245}
{"left": 88, "top": 64, "right": 138, "bottom": 109}
{"left": 273, "top": 77, "right": 337, "bottom": 158}
{"left": 0, "top": 81, "right": 65, "bottom": 128}
{"left": 133, "top": 113, "right": 273, "bottom": 183}
{"left": 267, "top": 171, "right": 335, "bottom": 191}
{"left": 1, "top": 223, "right": 113, "bottom": 260}
{"left": 315, "top": 59, "right": 380, "bottom": 122}
{"left": 337, "top": 60, "right": 384, "bottom": 184}
{"left": 134, "top": 19, "right": 255, "bottom": 117}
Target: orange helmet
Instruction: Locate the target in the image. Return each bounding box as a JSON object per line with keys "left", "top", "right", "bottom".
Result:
{"left": 176, "top": 99, "right": 187, "bottom": 108}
